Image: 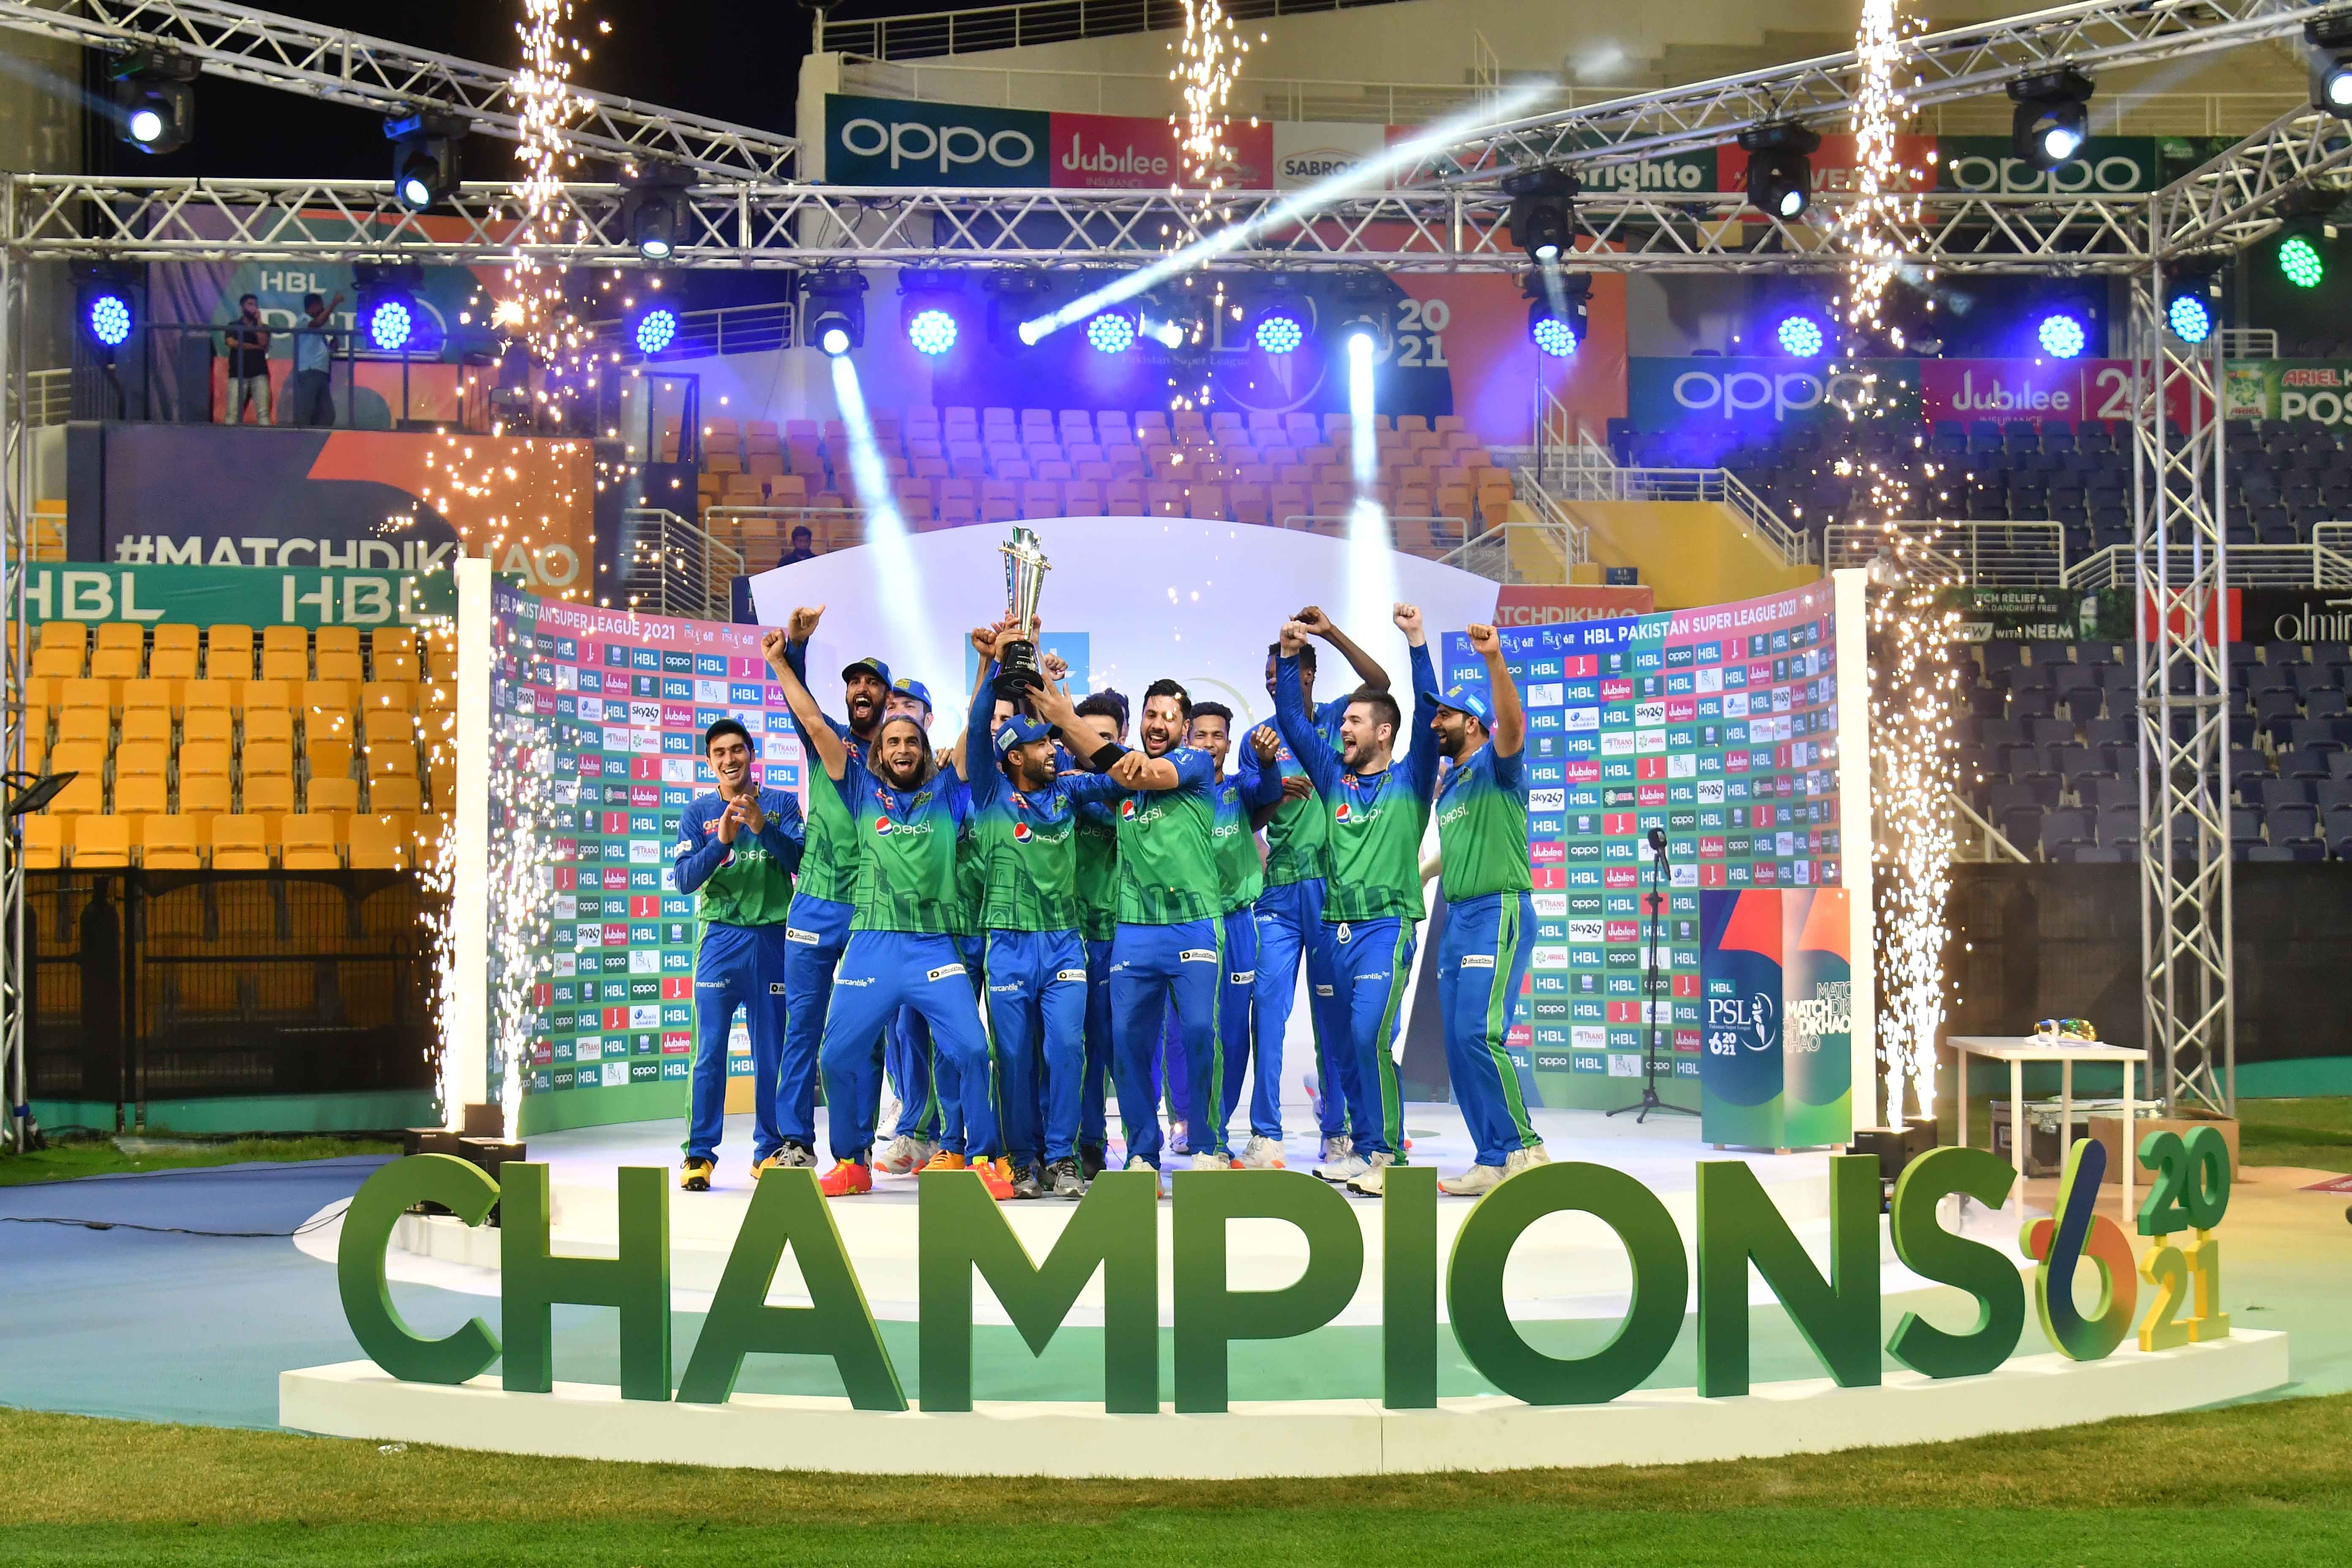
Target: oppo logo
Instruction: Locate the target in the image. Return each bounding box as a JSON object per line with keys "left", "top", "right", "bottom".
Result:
{"left": 1943, "top": 153, "right": 2146, "bottom": 196}
{"left": 838, "top": 117, "right": 1038, "bottom": 174}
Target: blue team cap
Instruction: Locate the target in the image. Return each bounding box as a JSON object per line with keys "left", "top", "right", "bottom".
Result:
{"left": 994, "top": 714, "right": 1055, "bottom": 754}
{"left": 1422, "top": 683, "right": 1494, "bottom": 724}
{"left": 841, "top": 655, "right": 893, "bottom": 687}
{"left": 890, "top": 676, "right": 934, "bottom": 712}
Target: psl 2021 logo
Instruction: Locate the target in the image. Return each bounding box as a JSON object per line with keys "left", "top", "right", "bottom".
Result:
{"left": 2021, "top": 1125, "right": 2234, "bottom": 1360}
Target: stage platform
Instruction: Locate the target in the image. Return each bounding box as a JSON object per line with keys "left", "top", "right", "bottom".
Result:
{"left": 316, "top": 1102, "right": 1989, "bottom": 1325}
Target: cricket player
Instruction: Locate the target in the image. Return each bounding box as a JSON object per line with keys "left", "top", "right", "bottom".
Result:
{"left": 1187, "top": 701, "right": 1282, "bottom": 1164}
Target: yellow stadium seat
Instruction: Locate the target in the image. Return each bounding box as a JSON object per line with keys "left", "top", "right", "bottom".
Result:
{"left": 282, "top": 813, "right": 342, "bottom": 867}
{"left": 23, "top": 676, "right": 55, "bottom": 718}
{"left": 94, "top": 622, "right": 144, "bottom": 654}
{"left": 315, "top": 626, "right": 360, "bottom": 659}
{"left": 180, "top": 775, "right": 231, "bottom": 815}
{"left": 307, "top": 776, "right": 360, "bottom": 815}
{"left": 307, "top": 706, "right": 353, "bottom": 742}
{"left": 120, "top": 708, "right": 171, "bottom": 746}
{"left": 121, "top": 678, "right": 175, "bottom": 717}
{"left": 38, "top": 622, "right": 88, "bottom": 657}
{"left": 302, "top": 680, "right": 353, "bottom": 714}
{"left": 182, "top": 708, "right": 231, "bottom": 747}
{"left": 59, "top": 677, "right": 112, "bottom": 714}
{"left": 24, "top": 728, "right": 46, "bottom": 774}
{"left": 365, "top": 746, "right": 416, "bottom": 779}
{"left": 242, "top": 740, "right": 294, "bottom": 779}
{"left": 369, "top": 626, "right": 419, "bottom": 662}
{"left": 308, "top": 740, "right": 355, "bottom": 779}
{"left": 244, "top": 707, "right": 294, "bottom": 749}
{"left": 151, "top": 624, "right": 198, "bottom": 656}
{"left": 429, "top": 763, "right": 455, "bottom": 811}
{"left": 205, "top": 624, "right": 255, "bottom": 681}
{"left": 30, "top": 644, "right": 82, "bottom": 680}
{"left": 238, "top": 678, "right": 290, "bottom": 714}
{"left": 180, "top": 741, "right": 232, "bottom": 779}
{"left": 243, "top": 775, "right": 296, "bottom": 816}
{"left": 414, "top": 812, "right": 448, "bottom": 861}
{"left": 260, "top": 646, "right": 308, "bottom": 681}
{"left": 115, "top": 741, "right": 169, "bottom": 779}
{"left": 116, "top": 775, "right": 168, "bottom": 817}
{"left": 182, "top": 680, "right": 237, "bottom": 719}
{"left": 74, "top": 815, "right": 132, "bottom": 868}
{"left": 21, "top": 815, "right": 64, "bottom": 868}
{"left": 88, "top": 646, "right": 140, "bottom": 682}
{"left": 366, "top": 711, "right": 418, "bottom": 746}
{"left": 348, "top": 813, "right": 411, "bottom": 870}
{"left": 360, "top": 681, "right": 411, "bottom": 712}
{"left": 316, "top": 650, "right": 364, "bottom": 684}
{"left": 210, "top": 815, "right": 272, "bottom": 869}
{"left": 149, "top": 646, "right": 198, "bottom": 683}
{"left": 261, "top": 624, "right": 308, "bottom": 655}
{"left": 142, "top": 814, "right": 206, "bottom": 868}
{"left": 54, "top": 708, "right": 109, "bottom": 746}
{"left": 48, "top": 774, "right": 102, "bottom": 815}
{"left": 369, "top": 775, "right": 422, "bottom": 814}
{"left": 373, "top": 650, "right": 421, "bottom": 684}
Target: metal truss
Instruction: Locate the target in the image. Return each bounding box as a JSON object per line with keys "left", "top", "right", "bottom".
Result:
{"left": 0, "top": 250, "right": 25, "bottom": 1153}
{"left": 0, "top": 0, "right": 801, "bottom": 182}
{"left": 2132, "top": 270, "right": 2234, "bottom": 1117}
{"left": 0, "top": 173, "right": 2167, "bottom": 273}
{"left": 2157, "top": 103, "right": 2352, "bottom": 258}
{"left": 1410, "top": 0, "right": 2341, "bottom": 184}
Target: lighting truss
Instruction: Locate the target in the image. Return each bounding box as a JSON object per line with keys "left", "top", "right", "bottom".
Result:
{"left": 0, "top": 0, "right": 801, "bottom": 181}
{"left": 1405, "top": 0, "right": 2341, "bottom": 185}
{"left": 2155, "top": 102, "right": 2352, "bottom": 259}
{"left": 0, "top": 174, "right": 2168, "bottom": 273}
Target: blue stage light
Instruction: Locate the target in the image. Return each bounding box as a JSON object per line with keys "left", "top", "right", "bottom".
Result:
{"left": 86, "top": 291, "right": 133, "bottom": 349}
{"left": 1085, "top": 310, "right": 1137, "bottom": 354}
{"left": 634, "top": 306, "right": 679, "bottom": 356}
{"left": 1253, "top": 309, "right": 1306, "bottom": 354}
{"left": 2167, "top": 292, "right": 2213, "bottom": 345}
{"left": 1531, "top": 314, "right": 1579, "bottom": 358}
{"left": 1776, "top": 314, "right": 1826, "bottom": 357}
{"left": 907, "top": 306, "right": 958, "bottom": 356}
{"left": 365, "top": 297, "right": 414, "bottom": 352}
{"left": 2036, "top": 313, "right": 2087, "bottom": 359}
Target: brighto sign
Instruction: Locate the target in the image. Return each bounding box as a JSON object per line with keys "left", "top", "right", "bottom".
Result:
{"left": 837, "top": 115, "right": 1037, "bottom": 174}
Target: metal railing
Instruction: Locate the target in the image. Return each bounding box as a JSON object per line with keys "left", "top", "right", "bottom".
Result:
{"left": 1824, "top": 521, "right": 2068, "bottom": 585}
{"left": 1552, "top": 463, "right": 1808, "bottom": 568}
{"left": 1437, "top": 515, "right": 1584, "bottom": 586}
{"left": 840, "top": 56, "right": 1568, "bottom": 124}
{"left": 2064, "top": 539, "right": 2352, "bottom": 591}
{"left": 1951, "top": 793, "right": 2032, "bottom": 864}
{"left": 26, "top": 367, "right": 70, "bottom": 427}
{"left": 825, "top": 0, "right": 1419, "bottom": 61}
{"left": 618, "top": 508, "right": 745, "bottom": 622}
{"left": 704, "top": 505, "right": 871, "bottom": 572}
{"left": 592, "top": 302, "right": 793, "bottom": 365}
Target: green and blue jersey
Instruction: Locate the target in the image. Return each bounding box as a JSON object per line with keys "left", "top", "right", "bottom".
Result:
{"left": 1274, "top": 642, "right": 1440, "bottom": 923}
{"left": 964, "top": 663, "right": 1086, "bottom": 933}
{"left": 780, "top": 639, "right": 865, "bottom": 905}
{"left": 1065, "top": 746, "right": 1222, "bottom": 925}
{"left": 1434, "top": 737, "right": 1531, "bottom": 902}
{"left": 1260, "top": 694, "right": 1349, "bottom": 887}
{"left": 1211, "top": 760, "right": 1281, "bottom": 912}
{"left": 671, "top": 787, "right": 805, "bottom": 926}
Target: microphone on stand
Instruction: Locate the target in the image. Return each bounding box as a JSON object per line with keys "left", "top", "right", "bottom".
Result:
{"left": 1647, "top": 826, "right": 1667, "bottom": 855}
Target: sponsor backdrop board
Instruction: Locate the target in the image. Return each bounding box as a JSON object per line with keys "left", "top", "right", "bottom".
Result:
{"left": 2224, "top": 360, "right": 2352, "bottom": 431}
{"left": 1938, "top": 584, "right": 2129, "bottom": 643}
{"left": 1627, "top": 357, "right": 2199, "bottom": 442}
{"left": 1696, "top": 887, "right": 1854, "bottom": 1150}
{"left": 1439, "top": 581, "right": 1847, "bottom": 1112}
{"left": 495, "top": 585, "right": 806, "bottom": 1135}
{"left": 19, "top": 562, "right": 454, "bottom": 628}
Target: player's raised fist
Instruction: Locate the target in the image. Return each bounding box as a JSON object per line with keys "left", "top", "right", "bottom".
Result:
{"left": 1467, "top": 622, "right": 1499, "bottom": 653}
{"left": 1292, "top": 605, "right": 1334, "bottom": 637}
{"left": 759, "top": 628, "right": 788, "bottom": 664}
{"left": 786, "top": 604, "right": 825, "bottom": 642}
{"left": 969, "top": 624, "right": 999, "bottom": 658}
{"left": 1393, "top": 602, "right": 1423, "bottom": 636}
{"left": 1279, "top": 620, "right": 1307, "bottom": 653}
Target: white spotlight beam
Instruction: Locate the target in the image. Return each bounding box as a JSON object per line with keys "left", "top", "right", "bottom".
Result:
{"left": 1017, "top": 83, "right": 1554, "bottom": 342}
{"left": 828, "top": 354, "right": 945, "bottom": 689}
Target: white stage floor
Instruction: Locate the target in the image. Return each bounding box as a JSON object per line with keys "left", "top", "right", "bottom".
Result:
{"left": 311, "top": 1102, "right": 2016, "bottom": 1328}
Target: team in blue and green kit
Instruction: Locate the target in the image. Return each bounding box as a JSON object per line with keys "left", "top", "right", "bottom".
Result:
{"left": 667, "top": 574, "right": 1549, "bottom": 1204}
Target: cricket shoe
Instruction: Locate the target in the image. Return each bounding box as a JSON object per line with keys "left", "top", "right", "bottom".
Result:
{"left": 974, "top": 1157, "right": 1018, "bottom": 1201}
{"left": 919, "top": 1150, "right": 969, "bottom": 1174}
{"left": 1046, "top": 1157, "right": 1087, "bottom": 1198}
{"left": 1078, "top": 1143, "right": 1108, "bottom": 1182}
{"left": 1010, "top": 1160, "right": 1046, "bottom": 1200}
{"left": 1437, "top": 1162, "right": 1505, "bottom": 1198}
{"left": 1504, "top": 1144, "right": 1552, "bottom": 1178}
{"left": 1191, "top": 1151, "right": 1233, "bottom": 1172}
{"left": 1166, "top": 1121, "right": 1192, "bottom": 1157}
{"left": 1314, "top": 1146, "right": 1370, "bottom": 1184}
{"left": 817, "top": 1160, "right": 872, "bottom": 1198}
{"left": 1343, "top": 1152, "right": 1399, "bottom": 1197}
{"left": 1124, "top": 1154, "right": 1167, "bottom": 1197}
{"left": 678, "top": 1158, "right": 715, "bottom": 1192}
{"left": 875, "top": 1135, "right": 936, "bottom": 1176}
{"left": 1236, "top": 1135, "right": 1287, "bottom": 1169}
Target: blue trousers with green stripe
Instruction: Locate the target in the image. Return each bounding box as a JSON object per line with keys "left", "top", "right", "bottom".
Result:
{"left": 1106, "top": 918, "right": 1226, "bottom": 1167}
{"left": 1327, "top": 916, "right": 1415, "bottom": 1160}
{"left": 1438, "top": 890, "right": 1541, "bottom": 1167}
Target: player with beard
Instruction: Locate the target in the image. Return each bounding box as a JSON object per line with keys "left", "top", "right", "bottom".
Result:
{"left": 671, "top": 719, "right": 806, "bottom": 1191}
{"left": 1187, "top": 702, "right": 1282, "bottom": 1164}
{"left": 1425, "top": 622, "right": 1549, "bottom": 1195}
{"left": 1057, "top": 678, "right": 1227, "bottom": 1176}
{"left": 874, "top": 677, "right": 949, "bottom": 1172}
{"left": 1272, "top": 604, "right": 1439, "bottom": 1196}
{"left": 777, "top": 621, "right": 893, "bottom": 1167}
{"left": 765, "top": 611, "right": 1010, "bottom": 1200}
{"left": 1068, "top": 690, "right": 1127, "bottom": 1179}
{"left": 1251, "top": 607, "right": 1391, "bottom": 1169}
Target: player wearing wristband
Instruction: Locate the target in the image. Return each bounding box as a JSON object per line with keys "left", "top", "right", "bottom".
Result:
{"left": 1189, "top": 702, "right": 1282, "bottom": 1165}
{"left": 672, "top": 719, "right": 806, "bottom": 1191}
{"left": 1426, "top": 623, "right": 1548, "bottom": 1196}
{"left": 765, "top": 613, "right": 1010, "bottom": 1201}
{"left": 1272, "top": 604, "right": 1440, "bottom": 1196}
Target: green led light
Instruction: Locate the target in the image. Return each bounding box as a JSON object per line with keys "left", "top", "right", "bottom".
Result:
{"left": 2280, "top": 235, "right": 2325, "bottom": 289}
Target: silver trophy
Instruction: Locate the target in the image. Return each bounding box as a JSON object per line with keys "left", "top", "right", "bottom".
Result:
{"left": 996, "top": 526, "right": 1051, "bottom": 698}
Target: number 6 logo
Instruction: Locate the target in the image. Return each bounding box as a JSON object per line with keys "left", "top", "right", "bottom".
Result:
{"left": 2019, "top": 1138, "right": 2138, "bottom": 1361}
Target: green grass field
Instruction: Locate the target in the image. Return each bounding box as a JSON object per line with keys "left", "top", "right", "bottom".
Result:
{"left": 0, "top": 1136, "right": 397, "bottom": 1187}
{"left": 3, "top": 1393, "right": 2349, "bottom": 1565}
{"left": 2239, "top": 1098, "right": 2352, "bottom": 1173}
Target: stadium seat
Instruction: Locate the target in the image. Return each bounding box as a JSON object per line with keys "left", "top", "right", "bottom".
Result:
{"left": 141, "top": 814, "right": 206, "bottom": 869}
{"left": 120, "top": 707, "right": 170, "bottom": 746}
{"left": 370, "top": 776, "right": 423, "bottom": 814}
{"left": 74, "top": 815, "right": 132, "bottom": 868}
{"left": 211, "top": 815, "right": 272, "bottom": 869}
{"left": 349, "top": 814, "right": 412, "bottom": 870}
{"left": 116, "top": 741, "right": 169, "bottom": 780}
{"left": 180, "top": 775, "right": 232, "bottom": 816}
{"left": 282, "top": 814, "right": 342, "bottom": 867}
{"left": 243, "top": 775, "right": 297, "bottom": 816}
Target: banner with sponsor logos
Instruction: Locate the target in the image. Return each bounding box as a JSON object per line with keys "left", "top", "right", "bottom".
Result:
{"left": 20, "top": 562, "right": 453, "bottom": 628}
{"left": 1629, "top": 356, "right": 2191, "bottom": 439}
{"left": 1697, "top": 887, "right": 1854, "bottom": 1149}
{"left": 1939, "top": 584, "right": 2130, "bottom": 643}
{"left": 496, "top": 585, "right": 808, "bottom": 1135}
{"left": 2223, "top": 360, "right": 2352, "bottom": 430}
{"left": 1440, "top": 580, "right": 1848, "bottom": 1112}
{"left": 1494, "top": 584, "right": 1656, "bottom": 625}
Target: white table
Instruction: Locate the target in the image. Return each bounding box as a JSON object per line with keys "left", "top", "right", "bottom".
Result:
{"left": 1949, "top": 1035, "right": 2143, "bottom": 1220}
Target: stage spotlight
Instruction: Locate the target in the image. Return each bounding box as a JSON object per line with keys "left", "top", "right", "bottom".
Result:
{"left": 898, "top": 269, "right": 964, "bottom": 357}
{"left": 800, "top": 269, "right": 867, "bottom": 357}
{"left": 1775, "top": 313, "right": 1827, "bottom": 358}
{"left": 2036, "top": 312, "right": 2087, "bottom": 359}
{"left": 1502, "top": 167, "right": 1576, "bottom": 262}
{"left": 1085, "top": 309, "right": 1138, "bottom": 354}
{"left": 2009, "top": 68, "right": 2094, "bottom": 171}
{"left": 985, "top": 271, "right": 1052, "bottom": 350}
{"left": 1249, "top": 289, "right": 1312, "bottom": 355}
{"left": 1525, "top": 270, "right": 1589, "bottom": 358}
{"left": 2280, "top": 233, "right": 2327, "bottom": 289}
{"left": 2165, "top": 288, "right": 2214, "bottom": 346}
{"left": 2310, "top": 16, "right": 2352, "bottom": 115}
{"left": 1328, "top": 271, "right": 1393, "bottom": 357}
{"left": 1740, "top": 123, "right": 1822, "bottom": 221}
{"left": 77, "top": 269, "right": 136, "bottom": 353}
{"left": 906, "top": 307, "right": 956, "bottom": 355}
{"left": 384, "top": 113, "right": 462, "bottom": 213}
{"left": 365, "top": 294, "right": 414, "bottom": 351}
{"left": 620, "top": 164, "right": 692, "bottom": 261}
{"left": 354, "top": 260, "right": 427, "bottom": 354}
{"left": 633, "top": 305, "right": 679, "bottom": 356}
{"left": 111, "top": 52, "right": 196, "bottom": 155}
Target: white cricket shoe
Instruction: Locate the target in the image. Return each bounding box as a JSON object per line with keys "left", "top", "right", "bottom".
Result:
{"left": 1437, "top": 1162, "right": 1505, "bottom": 1197}
{"left": 874, "top": 1135, "right": 935, "bottom": 1176}
{"left": 1504, "top": 1143, "right": 1552, "bottom": 1178}
{"left": 1343, "top": 1151, "right": 1398, "bottom": 1196}
{"left": 1315, "top": 1149, "right": 1370, "bottom": 1183}
{"left": 1192, "top": 1151, "right": 1231, "bottom": 1171}
{"left": 1236, "top": 1135, "right": 1287, "bottom": 1169}
{"left": 1125, "top": 1154, "right": 1167, "bottom": 1198}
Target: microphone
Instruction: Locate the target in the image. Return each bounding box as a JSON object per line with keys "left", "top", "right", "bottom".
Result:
{"left": 1647, "top": 826, "right": 1667, "bottom": 854}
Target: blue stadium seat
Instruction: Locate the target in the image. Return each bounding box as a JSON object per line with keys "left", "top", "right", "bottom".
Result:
{"left": 2263, "top": 639, "right": 2306, "bottom": 667}
{"left": 2325, "top": 805, "right": 2352, "bottom": 856}
{"left": 2098, "top": 803, "right": 2141, "bottom": 846}
{"left": 2000, "top": 804, "right": 2046, "bottom": 849}
{"left": 2027, "top": 717, "right": 2075, "bottom": 747}
{"left": 2306, "top": 689, "right": 2348, "bottom": 722}
{"left": 2041, "top": 809, "right": 2095, "bottom": 858}
{"left": 2089, "top": 777, "right": 2140, "bottom": 810}
{"left": 1987, "top": 781, "right": 2049, "bottom": 818}
{"left": 2258, "top": 778, "right": 2314, "bottom": 810}
{"left": 2231, "top": 808, "right": 2266, "bottom": 849}
{"left": 2007, "top": 690, "right": 2058, "bottom": 722}
{"left": 2270, "top": 804, "right": 2321, "bottom": 848}
{"left": 2289, "top": 719, "right": 2349, "bottom": 753}
{"left": 1982, "top": 719, "right": 2028, "bottom": 750}
{"left": 2281, "top": 749, "right": 2333, "bottom": 781}
{"left": 2255, "top": 692, "right": 2302, "bottom": 744}
{"left": 2088, "top": 717, "right": 2136, "bottom": 749}
{"left": 2315, "top": 779, "right": 2352, "bottom": 813}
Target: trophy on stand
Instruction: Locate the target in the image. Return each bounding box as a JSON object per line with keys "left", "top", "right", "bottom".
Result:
{"left": 995, "top": 527, "right": 1051, "bottom": 698}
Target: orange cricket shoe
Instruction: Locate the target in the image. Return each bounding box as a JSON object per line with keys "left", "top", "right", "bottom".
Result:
{"left": 918, "top": 1150, "right": 969, "bottom": 1174}
{"left": 973, "top": 1157, "right": 1016, "bottom": 1201}
{"left": 818, "top": 1160, "right": 873, "bottom": 1197}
